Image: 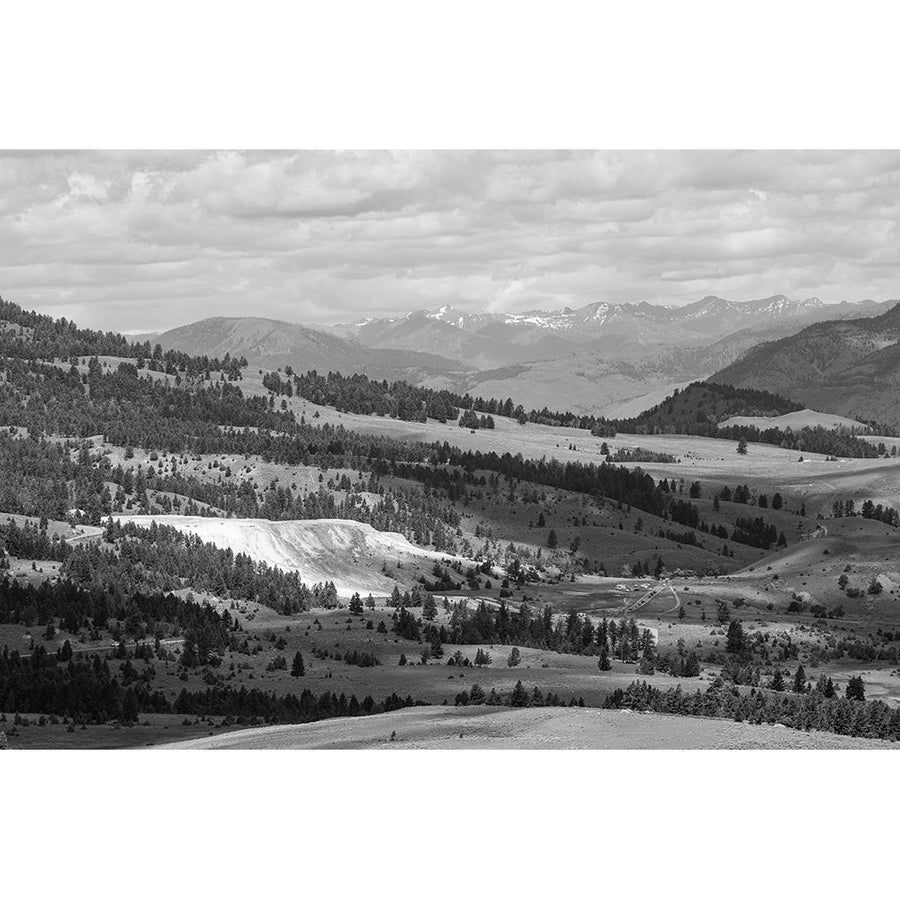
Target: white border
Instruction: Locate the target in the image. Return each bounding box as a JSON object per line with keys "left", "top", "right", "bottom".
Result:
{"left": 3, "top": 1, "right": 899, "bottom": 895}
{"left": 3, "top": 0, "right": 900, "bottom": 148}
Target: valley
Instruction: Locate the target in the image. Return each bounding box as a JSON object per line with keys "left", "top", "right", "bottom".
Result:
{"left": 2, "top": 295, "right": 900, "bottom": 749}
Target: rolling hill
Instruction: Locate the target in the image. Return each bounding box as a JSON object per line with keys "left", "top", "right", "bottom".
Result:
{"left": 712, "top": 301, "right": 900, "bottom": 427}
{"left": 162, "top": 704, "right": 893, "bottom": 750}
{"left": 433, "top": 324, "right": 822, "bottom": 418}
{"left": 612, "top": 381, "right": 803, "bottom": 432}
{"left": 152, "top": 316, "right": 472, "bottom": 382}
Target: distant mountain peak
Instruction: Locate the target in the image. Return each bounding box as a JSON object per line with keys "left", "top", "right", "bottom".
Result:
{"left": 424, "top": 304, "right": 467, "bottom": 324}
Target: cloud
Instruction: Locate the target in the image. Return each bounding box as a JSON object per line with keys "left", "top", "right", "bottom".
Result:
{"left": 0, "top": 149, "right": 898, "bottom": 331}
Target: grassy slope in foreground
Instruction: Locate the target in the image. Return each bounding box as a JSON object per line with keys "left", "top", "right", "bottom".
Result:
{"left": 162, "top": 705, "right": 896, "bottom": 750}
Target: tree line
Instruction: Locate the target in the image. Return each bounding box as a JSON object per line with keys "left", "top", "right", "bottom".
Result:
{"left": 0, "top": 296, "right": 245, "bottom": 378}
{"left": 605, "top": 678, "right": 900, "bottom": 742}
{"left": 0, "top": 641, "right": 422, "bottom": 725}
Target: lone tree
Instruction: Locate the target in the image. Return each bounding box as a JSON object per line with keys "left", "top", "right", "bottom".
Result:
{"left": 717, "top": 600, "right": 731, "bottom": 625}
{"left": 290, "top": 651, "right": 305, "bottom": 677}
{"left": 507, "top": 647, "right": 521, "bottom": 667}
{"left": 792, "top": 664, "right": 807, "bottom": 694}
{"left": 547, "top": 528, "right": 558, "bottom": 549}
{"left": 736, "top": 438, "right": 748, "bottom": 455}
{"left": 725, "top": 620, "right": 745, "bottom": 654}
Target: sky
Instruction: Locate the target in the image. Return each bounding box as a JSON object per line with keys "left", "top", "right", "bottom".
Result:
{"left": 1, "top": 149, "right": 899, "bottom": 333}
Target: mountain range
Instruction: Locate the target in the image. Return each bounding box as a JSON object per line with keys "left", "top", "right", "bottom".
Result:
{"left": 141, "top": 296, "right": 897, "bottom": 420}
{"left": 336, "top": 296, "right": 889, "bottom": 367}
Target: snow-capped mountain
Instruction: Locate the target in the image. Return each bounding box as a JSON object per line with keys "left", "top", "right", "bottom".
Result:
{"left": 336, "top": 296, "right": 886, "bottom": 369}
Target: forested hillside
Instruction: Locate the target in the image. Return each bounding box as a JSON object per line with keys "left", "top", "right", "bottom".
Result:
{"left": 595, "top": 382, "right": 889, "bottom": 457}
{"left": 1, "top": 296, "right": 245, "bottom": 377}
{"left": 614, "top": 381, "right": 802, "bottom": 430}
{"left": 712, "top": 300, "right": 900, "bottom": 427}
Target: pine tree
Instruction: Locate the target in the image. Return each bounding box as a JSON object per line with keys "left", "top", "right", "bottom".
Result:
{"left": 507, "top": 647, "right": 521, "bottom": 667}
{"left": 547, "top": 528, "right": 558, "bottom": 549}
{"left": 121, "top": 688, "right": 139, "bottom": 724}
{"left": 181, "top": 634, "right": 199, "bottom": 668}
{"left": 770, "top": 668, "right": 786, "bottom": 691}
{"left": 846, "top": 675, "right": 866, "bottom": 701}
{"left": 792, "top": 664, "right": 807, "bottom": 693}
{"left": 510, "top": 680, "right": 529, "bottom": 707}
{"left": 682, "top": 651, "right": 700, "bottom": 677}
{"left": 726, "top": 620, "right": 745, "bottom": 654}
{"left": 598, "top": 645, "right": 612, "bottom": 671}
{"left": 736, "top": 439, "right": 748, "bottom": 455}
{"left": 290, "top": 651, "right": 305, "bottom": 677}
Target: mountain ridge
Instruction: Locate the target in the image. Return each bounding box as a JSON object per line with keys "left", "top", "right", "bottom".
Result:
{"left": 152, "top": 315, "right": 473, "bottom": 382}
{"left": 336, "top": 295, "right": 890, "bottom": 369}
{"left": 712, "top": 300, "right": 900, "bottom": 426}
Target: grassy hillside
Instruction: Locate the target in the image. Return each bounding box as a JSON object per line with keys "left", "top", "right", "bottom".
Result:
{"left": 162, "top": 704, "right": 897, "bottom": 749}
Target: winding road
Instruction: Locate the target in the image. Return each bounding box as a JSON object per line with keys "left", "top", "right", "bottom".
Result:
{"left": 622, "top": 580, "right": 681, "bottom": 615}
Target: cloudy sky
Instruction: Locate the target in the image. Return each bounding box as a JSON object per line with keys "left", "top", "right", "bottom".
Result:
{"left": 1, "top": 149, "right": 899, "bottom": 332}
